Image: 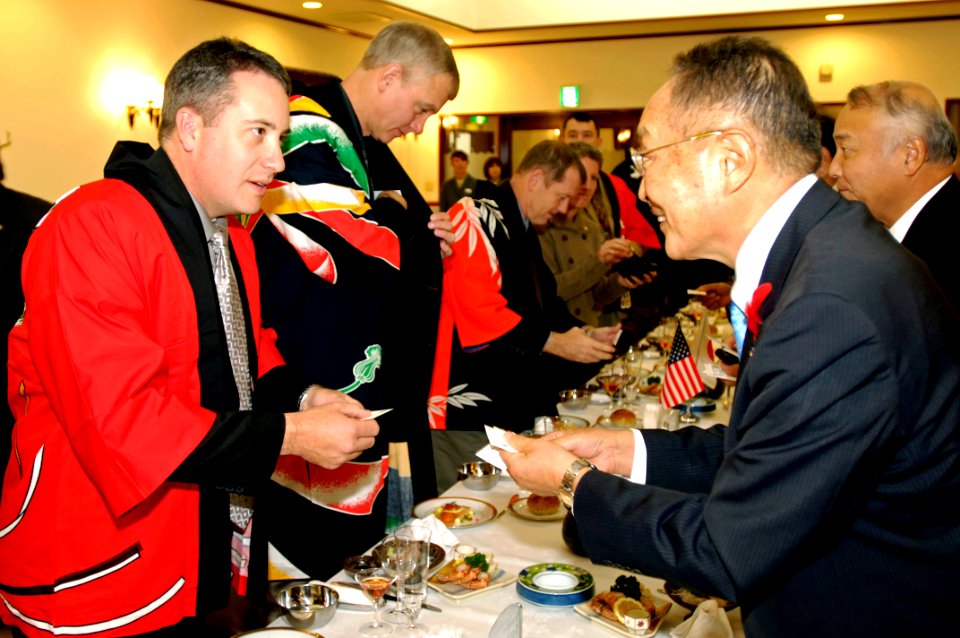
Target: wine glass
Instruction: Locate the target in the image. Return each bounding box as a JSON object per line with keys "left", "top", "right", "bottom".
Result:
{"left": 397, "top": 527, "right": 432, "bottom": 633}
{"left": 397, "top": 580, "right": 429, "bottom": 636}
{"left": 596, "top": 372, "right": 636, "bottom": 409}
{"left": 380, "top": 533, "right": 422, "bottom": 625}
{"left": 354, "top": 565, "right": 398, "bottom": 637}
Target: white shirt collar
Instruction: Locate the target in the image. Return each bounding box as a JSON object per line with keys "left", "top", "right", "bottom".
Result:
{"left": 731, "top": 174, "right": 819, "bottom": 311}
{"left": 887, "top": 175, "right": 950, "bottom": 243}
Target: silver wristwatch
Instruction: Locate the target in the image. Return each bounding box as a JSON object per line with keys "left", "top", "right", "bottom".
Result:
{"left": 558, "top": 458, "right": 595, "bottom": 508}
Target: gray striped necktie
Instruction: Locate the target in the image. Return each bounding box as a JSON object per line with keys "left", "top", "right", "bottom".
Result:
{"left": 210, "top": 222, "right": 252, "bottom": 409}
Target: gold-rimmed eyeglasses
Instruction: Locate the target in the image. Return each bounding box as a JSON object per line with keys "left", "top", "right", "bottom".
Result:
{"left": 630, "top": 130, "right": 724, "bottom": 177}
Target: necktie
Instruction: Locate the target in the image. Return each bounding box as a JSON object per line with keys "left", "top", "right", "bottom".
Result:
{"left": 210, "top": 222, "right": 254, "bottom": 594}
{"left": 730, "top": 302, "right": 747, "bottom": 356}
{"left": 210, "top": 223, "right": 252, "bottom": 409}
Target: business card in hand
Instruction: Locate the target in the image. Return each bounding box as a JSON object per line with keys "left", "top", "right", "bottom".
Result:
{"left": 361, "top": 408, "right": 393, "bottom": 421}
{"left": 475, "top": 425, "right": 517, "bottom": 472}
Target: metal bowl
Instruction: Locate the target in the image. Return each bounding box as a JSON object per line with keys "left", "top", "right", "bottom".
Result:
{"left": 342, "top": 554, "right": 380, "bottom": 577}
{"left": 275, "top": 581, "right": 338, "bottom": 628}
{"left": 558, "top": 388, "right": 591, "bottom": 410}
{"left": 457, "top": 461, "right": 502, "bottom": 490}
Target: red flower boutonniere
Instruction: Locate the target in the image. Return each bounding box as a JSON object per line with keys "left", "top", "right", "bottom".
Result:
{"left": 745, "top": 282, "right": 773, "bottom": 336}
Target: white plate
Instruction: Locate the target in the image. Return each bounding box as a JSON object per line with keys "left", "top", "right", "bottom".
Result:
{"left": 413, "top": 497, "right": 497, "bottom": 528}
{"left": 427, "top": 567, "right": 517, "bottom": 600}
{"left": 234, "top": 629, "right": 325, "bottom": 637}
{"left": 573, "top": 596, "right": 671, "bottom": 637}
{"left": 508, "top": 496, "right": 565, "bottom": 522}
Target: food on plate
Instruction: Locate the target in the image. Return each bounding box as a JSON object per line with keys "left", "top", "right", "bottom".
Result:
{"left": 589, "top": 576, "right": 671, "bottom": 628}
{"left": 430, "top": 551, "right": 497, "bottom": 589}
{"left": 433, "top": 501, "right": 475, "bottom": 527}
{"left": 609, "top": 408, "right": 637, "bottom": 427}
{"left": 526, "top": 493, "right": 561, "bottom": 516}
{"left": 638, "top": 375, "right": 662, "bottom": 396}
{"left": 663, "top": 581, "right": 736, "bottom": 610}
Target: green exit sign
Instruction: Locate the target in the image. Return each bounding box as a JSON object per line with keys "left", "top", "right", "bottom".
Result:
{"left": 560, "top": 85, "right": 580, "bottom": 108}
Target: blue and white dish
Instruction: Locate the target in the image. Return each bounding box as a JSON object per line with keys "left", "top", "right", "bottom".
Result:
{"left": 516, "top": 563, "right": 594, "bottom": 607}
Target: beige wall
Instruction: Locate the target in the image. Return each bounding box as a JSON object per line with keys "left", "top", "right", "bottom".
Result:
{"left": 2, "top": 2, "right": 959, "bottom": 205}
{"left": 0, "top": 0, "right": 367, "bottom": 201}
{"left": 447, "top": 20, "right": 960, "bottom": 113}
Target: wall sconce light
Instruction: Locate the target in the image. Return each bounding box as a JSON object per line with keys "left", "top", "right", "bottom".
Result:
{"left": 127, "top": 100, "right": 161, "bottom": 128}
{"left": 819, "top": 64, "right": 834, "bottom": 83}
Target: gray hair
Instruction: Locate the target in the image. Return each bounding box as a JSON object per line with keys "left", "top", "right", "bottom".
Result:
{"left": 361, "top": 21, "right": 460, "bottom": 100}
{"left": 517, "top": 140, "right": 586, "bottom": 184}
{"left": 160, "top": 37, "right": 290, "bottom": 142}
{"left": 668, "top": 36, "right": 822, "bottom": 175}
{"left": 568, "top": 141, "right": 604, "bottom": 166}
{"left": 847, "top": 81, "right": 957, "bottom": 164}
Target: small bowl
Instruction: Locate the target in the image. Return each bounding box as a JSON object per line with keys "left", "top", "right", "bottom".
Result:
{"left": 275, "top": 581, "right": 338, "bottom": 628}
{"left": 558, "top": 388, "right": 591, "bottom": 410}
{"left": 457, "top": 461, "right": 501, "bottom": 490}
{"left": 342, "top": 554, "right": 380, "bottom": 577}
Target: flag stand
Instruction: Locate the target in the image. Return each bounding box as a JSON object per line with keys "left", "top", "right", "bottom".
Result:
{"left": 679, "top": 402, "right": 700, "bottom": 424}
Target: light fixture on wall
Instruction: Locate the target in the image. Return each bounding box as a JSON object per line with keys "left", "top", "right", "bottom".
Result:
{"left": 127, "top": 100, "right": 161, "bottom": 129}
{"left": 819, "top": 64, "right": 834, "bottom": 83}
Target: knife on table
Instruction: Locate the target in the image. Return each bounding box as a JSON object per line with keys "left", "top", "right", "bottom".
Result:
{"left": 332, "top": 581, "right": 442, "bottom": 613}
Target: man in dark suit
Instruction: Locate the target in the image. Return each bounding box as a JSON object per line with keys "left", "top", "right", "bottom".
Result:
{"left": 830, "top": 80, "right": 959, "bottom": 309}
{"left": 439, "top": 149, "right": 478, "bottom": 210}
{"left": 502, "top": 36, "right": 960, "bottom": 637}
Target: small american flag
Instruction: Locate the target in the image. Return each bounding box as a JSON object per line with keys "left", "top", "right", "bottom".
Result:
{"left": 660, "top": 324, "right": 705, "bottom": 409}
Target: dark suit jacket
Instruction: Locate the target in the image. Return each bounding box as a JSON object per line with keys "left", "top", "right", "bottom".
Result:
{"left": 445, "top": 183, "right": 593, "bottom": 430}
{"left": 901, "top": 173, "right": 960, "bottom": 310}
{"left": 439, "top": 173, "right": 478, "bottom": 211}
{"left": 573, "top": 179, "right": 960, "bottom": 637}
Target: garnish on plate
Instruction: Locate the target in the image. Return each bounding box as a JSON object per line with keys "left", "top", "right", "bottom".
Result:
{"left": 433, "top": 501, "right": 475, "bottom": 527}
{"left": 430, "top": 551, "right": 497, "bottom": 590}
{"left": 590, "top": 575, "right": 671, "bottom": 628}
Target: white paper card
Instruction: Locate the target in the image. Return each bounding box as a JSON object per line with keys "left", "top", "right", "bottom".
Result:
{"left": 361, "top": 408, "right": 393, "bottom": 421}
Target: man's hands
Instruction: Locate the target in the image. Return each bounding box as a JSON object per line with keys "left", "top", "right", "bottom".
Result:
{"left": 500, "top": 429, "right": 635, "bottom": 493}
{"left": 281, "top": 400, "right": 378, "bottom": 469}
{"left": 543, "top": 326, "right": 617, "bottom": 363}
{"left": 300, "top": 386, "right": 362, "bottom": 410}
{"left": 598, "top": 238, "right": 635, "bottom": 265}
{"left": 697, "top": 282, "right": 732, "bottom": 310}
{"left": 429, "top": 211, "right": 455, "bottom": 258}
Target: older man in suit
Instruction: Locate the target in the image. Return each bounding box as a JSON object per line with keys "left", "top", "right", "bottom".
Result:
{"left": 830, "top": 81, "right": 959, "bottom": 309}
{"left": 502, "top": 36, "right": 960, "bottom": 638}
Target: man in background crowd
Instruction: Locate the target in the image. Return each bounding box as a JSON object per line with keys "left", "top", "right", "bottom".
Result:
{"left": 830, "top": 80, "right": 959, "bottom": 309}
{"left": 245, "top": 21, "right": 457, "bottom": 578}
{"left": 504, "top": 36, "right": 960, "bottom": 637}
{"left": 440, "top": 149, "right": 478, "bottom": 210}
{"left": 0, "top": 38, "right": 379, "bottom": 637}
{"left": 538, "top": 141, "right": 640, "bottom": 327}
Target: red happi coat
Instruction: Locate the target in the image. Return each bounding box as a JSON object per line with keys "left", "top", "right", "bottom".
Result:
{"left": 0, "top": 173, "right": 285, "bottom": 635}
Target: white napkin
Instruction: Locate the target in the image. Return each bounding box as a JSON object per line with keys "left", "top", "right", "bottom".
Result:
{"left": 404, "top": 514, "right": 459, "bottom": 553}
{"left": 319, "top": 580, "right": 370, "bottom": 607}
{"left": 670, "top": 600, "right": 733, "bottom": 638}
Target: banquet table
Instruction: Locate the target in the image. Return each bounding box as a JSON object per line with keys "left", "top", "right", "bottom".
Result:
{"left": 269, "top": 472, "right": 744, "bottom": 637}
{"left": 268, "top": 310, "right": 742, "bottom": 636}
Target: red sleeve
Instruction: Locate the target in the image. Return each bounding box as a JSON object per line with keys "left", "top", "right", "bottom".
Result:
{"left": 229, "top": 220, "right": 286, "bottom": 378}
{"left": 610, "top": 173, "right": 661, "bottom": 250}
{"left": 21, "top": 182, "right": 216, "bottom": 517}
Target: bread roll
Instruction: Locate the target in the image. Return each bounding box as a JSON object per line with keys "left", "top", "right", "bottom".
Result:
{"left": 527, "top": 493, "right": 561, "bottom": 515}
{"left": 610, "top": 408, "right": 637, "bottom": 427}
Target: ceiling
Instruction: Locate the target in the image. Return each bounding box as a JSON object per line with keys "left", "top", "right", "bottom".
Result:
{"left": 208, "top": 0, "right": 960, "bottom": 47}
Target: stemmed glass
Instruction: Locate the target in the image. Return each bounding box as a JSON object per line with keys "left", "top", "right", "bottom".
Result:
{"left": 596, "top": 372, "right": 636, "bottom": 409}
{"left": 354, "top": 565, "right": 398, "bottom": 637}
{"left": 380, "top": 531, "right": 423, "bottom": 625}
{"left": 396, "top": 526, "right": 433, "bottom": 635}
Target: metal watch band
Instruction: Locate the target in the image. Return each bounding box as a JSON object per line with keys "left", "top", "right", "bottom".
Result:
{"left": 559, "top": 458, "right": 595, "bottom": 507}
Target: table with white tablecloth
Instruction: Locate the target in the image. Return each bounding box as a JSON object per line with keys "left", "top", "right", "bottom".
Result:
{"left": 269, "top": 472, "right": 744, "bottom": 637}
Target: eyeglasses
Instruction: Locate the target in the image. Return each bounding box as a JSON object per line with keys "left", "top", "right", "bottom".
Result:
{"left": 630, "top": 130, "right": 724, "bottom": 177}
